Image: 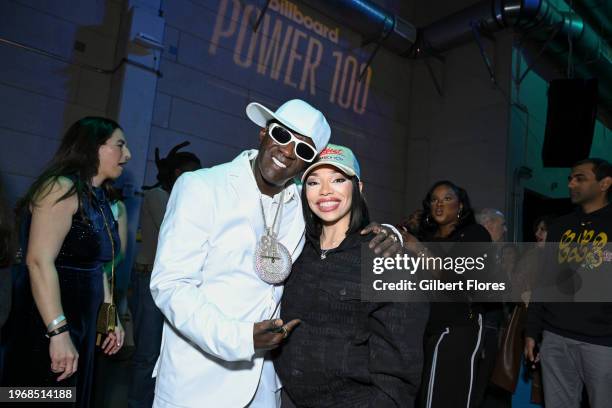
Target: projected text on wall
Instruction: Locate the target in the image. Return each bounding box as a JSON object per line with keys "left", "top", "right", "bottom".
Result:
{"left": 209, "top": 0, "right": 373, "bottom": 115}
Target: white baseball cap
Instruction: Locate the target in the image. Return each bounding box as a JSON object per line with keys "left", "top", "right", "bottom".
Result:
{"left": 246, "top": 99, "right": 331, "bottom": 153}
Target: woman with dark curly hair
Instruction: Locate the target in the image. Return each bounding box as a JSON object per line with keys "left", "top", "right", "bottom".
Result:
{"left": 1, "top": 117, "right": 131, "bottom": 407}
{"left": 401, "top": 180, "right": 492, "bottom": 408}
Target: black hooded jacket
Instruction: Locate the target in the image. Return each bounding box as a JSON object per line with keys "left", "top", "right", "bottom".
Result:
{"left": 526, "top": 203, "right": 612, "bottom": 346}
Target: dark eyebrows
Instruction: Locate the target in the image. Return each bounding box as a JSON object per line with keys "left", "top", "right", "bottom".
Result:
{"left": 569, "top": 172, "right": 586, "bottom": 179}
{"left": 308, "top": 169, "right": 343, "bottom": 178}
{"left": 432, "top": 193, "right": 456, "bottom": 200}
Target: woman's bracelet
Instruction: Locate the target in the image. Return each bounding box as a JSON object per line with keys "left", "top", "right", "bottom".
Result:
{"left": 46, "top": 314, "right": 66, "bottom": 331}
{"left": 46, "top": 323, "right": 70, "bottom": 339}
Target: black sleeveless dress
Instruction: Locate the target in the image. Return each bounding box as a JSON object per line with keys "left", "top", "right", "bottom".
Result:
{"left": 1, "top": 186, "right": 119, "bottom": 408}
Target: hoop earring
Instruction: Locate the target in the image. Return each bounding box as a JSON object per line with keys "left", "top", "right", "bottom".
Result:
{"left": 457, "top": 208, "right": 462, "bottom": 220}
{"left": 425, "top": 214, "right": 431, "bottom": 224}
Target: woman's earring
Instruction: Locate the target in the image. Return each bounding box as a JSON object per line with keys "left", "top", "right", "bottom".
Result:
{"left": 457, "top": 208, "right": 462, "bottom": 219}
{"left": 426, "top": 214, "right": 431, "bottom": 224}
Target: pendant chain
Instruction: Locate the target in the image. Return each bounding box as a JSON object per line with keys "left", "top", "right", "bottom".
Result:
{"left": 252, "top": 158, "right": 284, "bottom": 238}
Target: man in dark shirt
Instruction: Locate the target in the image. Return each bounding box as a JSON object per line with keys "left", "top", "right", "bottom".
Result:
{"left": 525, "top": 158, "right": 612, "bottom": 408}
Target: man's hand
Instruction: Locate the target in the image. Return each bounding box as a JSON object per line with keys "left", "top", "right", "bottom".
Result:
{"left": 399, "top": 229, "right": 425, "bottom": 254}
{"left": 361, "top": 222, "right": 402, "bottom": 257}
{"left": 524, "top": 336, "right": 540, "bottom": 369}
{"left": 253, "top": 318, "right": 301, "bottom": 351}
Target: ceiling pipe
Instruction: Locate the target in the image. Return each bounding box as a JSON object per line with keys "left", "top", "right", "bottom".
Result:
{"left": 569, "top": 0, "right": 612, "bottom": 40}
{"left": 412, "top": 0, "right": 612, "bottom": 120}
{"left": 297, "top": 0, "right": 612, "bottom": 120}
{"left": 297, "top": 0, "right": 417, "bottom": 55}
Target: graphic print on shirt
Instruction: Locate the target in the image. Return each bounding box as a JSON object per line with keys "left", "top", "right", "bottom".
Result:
{"left": 558, "top": 228, "right": 609, "bottom": 269}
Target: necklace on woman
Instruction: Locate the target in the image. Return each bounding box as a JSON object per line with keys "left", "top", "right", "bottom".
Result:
{"left": 320, "top": 239, "right": 341, "bottom": 260}
{"left": 320, "top": 249, "right": 331, "bottom": 260}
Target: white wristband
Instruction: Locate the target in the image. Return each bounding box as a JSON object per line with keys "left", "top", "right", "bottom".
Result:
{"left": 47, "top": 314, "right": 66, "bottom": 331}
{"left": 381, "top": 224, "right": 404, "bottom": 248}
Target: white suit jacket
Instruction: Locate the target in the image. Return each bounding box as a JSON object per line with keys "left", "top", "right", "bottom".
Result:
{"left": 150, "top": 150, "right": 306, "bottom": 407}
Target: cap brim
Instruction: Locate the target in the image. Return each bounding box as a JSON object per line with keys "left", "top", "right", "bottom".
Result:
{"left": 301, "top": 161, "right": 357, "bottom": 182}
{"left": 246, "top": 102, "right": 275, "bottom": 128}
{"left": 246, "top": 102, "right": 310, "bottom": 138}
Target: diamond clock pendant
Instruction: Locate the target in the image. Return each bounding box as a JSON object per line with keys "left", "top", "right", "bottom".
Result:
{"left": 260, "top": 231, "right": 279, "bottom": 262}
{"left": 254, "top": 228, "right": 291, "bottom": 284}
{"left": 252, "top": 184, "right": 291, "bottom": 284}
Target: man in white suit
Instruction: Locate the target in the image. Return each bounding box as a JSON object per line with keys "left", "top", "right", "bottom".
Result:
{"left": 150, "top": 99, "right": 401, "bottom": 407}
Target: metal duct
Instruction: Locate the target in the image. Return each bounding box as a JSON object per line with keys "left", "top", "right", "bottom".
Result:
{"left": 299, "top": 0, "right": 612, "bottom": 118}
{"left": 411, "top": 0, "right": 609, "bottom": 56}
{"left": 407, "top": 0, "right": 612, "bottom": 118}
{"left": 298, "top": 0, "right": 417, "bottom": 55}
{"left": 570, "top": 0, "right": 612, "bottom": 41}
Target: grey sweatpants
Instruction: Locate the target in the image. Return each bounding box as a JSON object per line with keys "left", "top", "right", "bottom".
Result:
{"left": 540, "top": 330, "right": 612, "bottom": 408}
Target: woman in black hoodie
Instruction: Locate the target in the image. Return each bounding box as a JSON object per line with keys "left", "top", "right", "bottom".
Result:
{"left": 275, "top": 144, "right": 428, "bottom": 407}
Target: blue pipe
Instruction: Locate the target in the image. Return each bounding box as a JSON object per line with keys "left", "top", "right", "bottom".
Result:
{"left": 298, "top": 0, "right": 416, "bottom": 54}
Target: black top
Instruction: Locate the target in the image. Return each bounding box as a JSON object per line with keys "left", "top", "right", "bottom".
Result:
{"left": 424, "top": 223, "right": 492, "bottom": 334}
{"left": 526, "top": 203, "right": 612, "bottom": 346}
{"left": 275, "top": 232, "right": 429, "bottom": 407}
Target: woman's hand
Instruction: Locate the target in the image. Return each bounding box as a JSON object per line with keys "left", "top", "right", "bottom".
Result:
{"left": 101, "top": 317, "right": 125, "bottom": 355}
{"left": 49, "top": 330, "right": 79, "bottom": 381}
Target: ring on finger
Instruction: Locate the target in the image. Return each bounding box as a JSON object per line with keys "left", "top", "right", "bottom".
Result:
{"left": 390, "top": 234, "right": 398, "bottom": 242}
{"left": 281, "top": 326, "right": 288, "bottom": 339}
{"left": 380, "top": 229, "right": 389, "bottom": 236}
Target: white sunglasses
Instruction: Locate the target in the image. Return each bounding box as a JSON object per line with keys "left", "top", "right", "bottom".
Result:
{"left": 267, "top": 123, "right": 317, "bottom": 162}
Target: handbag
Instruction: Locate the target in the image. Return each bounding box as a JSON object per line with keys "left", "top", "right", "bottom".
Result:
{"left": 490, "top": 304, "right": 527, "bottom": 392}
{"left": 530, "top": 365, "right": 544, "bottom": 404}
{"left": 95, "top": 202, "right": 117, "bottom": 346}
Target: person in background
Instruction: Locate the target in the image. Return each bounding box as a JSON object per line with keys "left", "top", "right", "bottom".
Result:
{"left": 525, "top": 158, "right": 612, "bottom": 408}
{"left": 128, "top": 142, "right": 201, "bottom": 408}
{"left": 514, "top": 216, "right": 553, "bottom": 305}
{"left": 1, "top": 117, "right": 130, "bottom": 407}
{"left": 399, "top": 209, "right": 423, "bottom": 236}
{"left": 275, "top": 144, "right": 427, "bottom": 407}
{"left": 510, "top": 215, "right": 553, "bottom": 408}
{"left": 104, "top": 188, "right": 128, "bottom": 277}
{"left": 103, "top": 187, "right": 128, "bottom": 325}
{"left": 475, "top": 208, "right": 507, "bottom": 243}
{"left": 400, "top": 180, "right": 492, "bottom": 408}
{"left": 474, "top": 208, "right": 513, "bottom": 408}
{"left": 533, "top": 216, "right": 549, "bottom": 247}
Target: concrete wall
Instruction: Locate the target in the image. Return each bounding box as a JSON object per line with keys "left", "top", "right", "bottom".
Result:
{"left": 1, "top": 0, "right": 520, "bottom": 226}
{"left": 0, "top": 0, "right": 123, "bottom": 209}
{"left": 404, "top": 0, "right": 513, "bottom": 217}
{"left": 145, "top": 0, "right": 414, "bottom": 222}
